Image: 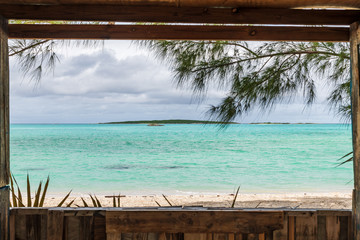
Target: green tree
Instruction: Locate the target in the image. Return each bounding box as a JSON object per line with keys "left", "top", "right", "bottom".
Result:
{"left": 139, "top": 41, "right": 351, "bottom": 122}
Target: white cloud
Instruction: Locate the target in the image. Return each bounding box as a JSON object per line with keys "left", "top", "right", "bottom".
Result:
{"left": 9, "top": 41, "right": 343, "bottom": 124}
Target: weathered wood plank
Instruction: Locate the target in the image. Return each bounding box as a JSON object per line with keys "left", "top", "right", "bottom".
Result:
{"left": 106, "top": 211, "right": 284, "bottom": 234}
{"left": 351, "top": 21, "right": 360, "bottom": 240}
{"left": 1, "top": 5, "right": 359, "bottom": 26}
{"left": 64, "top": 216, "right": 80, "bottom": 240}
{"left": 26, "top": 215, "right": 41, "bottom": 240}
{"left": 80, "top": 216, "right": 94, "bottom": 240}
{"left": 0, "top": 0, "right": 359, "bottom": 9}
{"left": 8, "top": 24, "right": 349, "bottom": 42}
{"left": 10, "top": 208, "right": 49, "bottom": 215}
{"left": 213, "top": 233, "right": 228, "bottom": 240}
{"left": 0, "top": 14, "right": 9, "bottom": 187}
{"left": 94, "top": 214, "right": 106, "bottom": 240}
{"left": 40, "top": 214, "right": 47, "bottom": 240}
{"left": 326, "top": 216, "right": 341, "bottom": 240}
{"left": 0, "top": 186, "right": 9, "bottom": 240}
{"left": 185, "top": 233, "right": 208, "bottom": 240}
{"left": 317, "top": 216, "right": 326, "bottom": 240}
{"left": 47, "top": 210, "right": 64, "bottom": 240}
{"left": 273, "top": 213, "right": 288, "bottom": 240}
{"left": 14, "top": 214, "right": 26, "bottom": 240}
{"left": 247, "top": 234, "right": 258, "bottom": 240}
{"left": 107, "top": 233, "right": 122, "bottom": 240}
{"left": 288, "top": 216, "right": 295, "bottom": 240}
{"left": 339, "top": 216, "right": 350, "bottom": 240}
{"left": 9, "top": 212, "right": 14, "bottom": 240}
{"left": 295, "top": 214, "right": 317, "bottom": 240}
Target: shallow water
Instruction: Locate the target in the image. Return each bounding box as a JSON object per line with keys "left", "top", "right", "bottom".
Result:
{"left": 10, "top": 123, "right": 353, "bottom": 195}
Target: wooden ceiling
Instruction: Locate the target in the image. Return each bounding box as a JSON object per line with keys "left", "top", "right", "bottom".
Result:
{"left": 0, "top": 0, "right": 359, "bottom": 41}
{"left": 0, "top": 0, "right": 359, "bottom": 8}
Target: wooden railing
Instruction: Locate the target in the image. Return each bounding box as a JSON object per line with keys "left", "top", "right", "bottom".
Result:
{"left": 9, "top": 207, "right": 352, "bottom": 240}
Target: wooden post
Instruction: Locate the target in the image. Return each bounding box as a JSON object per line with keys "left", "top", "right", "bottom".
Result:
{"left": 351, "top": 21, "right": 360, "bottom": 240}
{"left": 0, "top": 15, "right": 9, "bottom": 240}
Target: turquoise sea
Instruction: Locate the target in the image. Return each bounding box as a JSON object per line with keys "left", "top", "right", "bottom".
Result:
{"left": 10, "top": 124, "right": 353, "bottom": 195}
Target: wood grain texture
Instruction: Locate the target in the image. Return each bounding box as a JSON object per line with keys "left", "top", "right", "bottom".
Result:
{"left": 295, "top": 214, "right": 317, "bottom": 240}
{"left": 47, "top": 210, "right": 64, "bottom": 240}
{"left": 0, "top": 15, "right": 9, "bottom": 188}
{"left": 288, "top": 216, "right": 295, "bottom": 240}
{"left": 339, "top": 216, "right": 350, "bottom": 240}
{"left": 26, "top": 215, "right": 41, "bottom": 240}
{"left": 317, "top": 216, "right": 326, "bottom": 240}
{"left": 0, "top": 5, "right": 359, "bottom": 25}
{"left": 8, "top": 24, "right": 350, "bottom": 42}
{"left": 273, "top": 213, "right": 288, "bottom": 240}
{"left": 93, "top": 214, "right": 106, "bottom": 240}
{"left": 14, "top": 214, "right": 26, "bottom": 240}
{"left": 0, "top": 186, "right": 9, "bottom": 240}
{"left": 0, "top": 0, "right": 359, "bottom": 8}
{"left": 351, "top": 21, "right": 360, "bottom": 240}
{"left": 106, "top": 210, "right": 283, "bottom": 234}
{"left": 185, "top": 233, "right": 208, "bottom": 240}
{"left": 9, "top": 212, "right": 14, "bottom": 240}
{"left": 326, "top": 216, "right": 341, "bottom": 240}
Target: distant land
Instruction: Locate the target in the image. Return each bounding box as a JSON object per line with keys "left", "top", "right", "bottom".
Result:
{"left": 250, "top": 122, "right": 316, "bottom": 125}
{"left": 100, "top": 119, "right": 238, "bottom": 124}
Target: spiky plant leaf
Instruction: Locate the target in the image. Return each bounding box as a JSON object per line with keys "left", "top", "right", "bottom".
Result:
{"left": 162, "top": 194, "right": 173, "bottom": 206}
{"left": 33, "top": 181, "right": 42, "bottom": 207}
{"left": 66, "top": 199, "right": 75, "bottom": 207}
{"left": 39, "top": 176, "right": 49, "bottom": 207}
{"left": 9, "top": 174, "right": 17, "bottom": 207}
{"left": 27, "top": 174, "right": 31, "bottom": 207}
{"left": 57, "top": 190, "right": 72, "bottom": 207}
{"left": 231, "top": 186, "right": 241, "bottom": 208}
{"left": 81, "top": 197, "right": 89, "bottom": 207}
{"left": 95, "top": 196, "right": 102, "bottom": 207}
{"left": 89, "top": 195, "right": 97, "bottom": 207}
{"left": 12, "top": 174, "right": 24, "bottom": 206}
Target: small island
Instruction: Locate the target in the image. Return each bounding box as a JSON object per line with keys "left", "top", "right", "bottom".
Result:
{"left": 250, "top": 122, "right": 315, "bottom": 125}
{"left": 100, "top": 119, "right": 238, "bottom": 125}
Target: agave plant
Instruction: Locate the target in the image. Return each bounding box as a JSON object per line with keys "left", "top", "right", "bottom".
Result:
{"left": 76, "top": 194, "right": 122, "bottom": 207}
{"left": 10, "top": 173, "right": 73, "bottom": 207}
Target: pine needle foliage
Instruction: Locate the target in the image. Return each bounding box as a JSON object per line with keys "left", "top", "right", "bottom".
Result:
{"left": 139, "top": 41, "right": 351, "bottom": 123}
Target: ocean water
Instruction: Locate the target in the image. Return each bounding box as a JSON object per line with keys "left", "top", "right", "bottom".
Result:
{"left": 10, "top": 124, "right": 353, "bottom": 195}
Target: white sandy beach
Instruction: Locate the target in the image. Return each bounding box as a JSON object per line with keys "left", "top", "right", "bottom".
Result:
{"left": 39, "top": 192, "right": 352, "bottom": 209}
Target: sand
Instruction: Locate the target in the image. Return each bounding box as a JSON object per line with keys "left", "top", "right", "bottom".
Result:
{"left": 41, "top": 192, "right": 352, "bottom": 209}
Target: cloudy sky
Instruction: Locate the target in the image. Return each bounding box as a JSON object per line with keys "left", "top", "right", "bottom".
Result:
{"left": 9, "top": 40, "right": 343, "bottom": 124}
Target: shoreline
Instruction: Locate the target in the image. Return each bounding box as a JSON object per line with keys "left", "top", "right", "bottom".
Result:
{"left": 40, "top": 192, "right": 352, "bottom": 209}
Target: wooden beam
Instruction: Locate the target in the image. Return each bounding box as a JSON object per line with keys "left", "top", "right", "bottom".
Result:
{"left": 0, "top": 16, "right": 9, "bottom": 188}
{"left": 106, "top": 210, "right": 284, "bottom": 234}
{"left": 0, "top": 0, "right": 359, "bottom": 9}
{"left": 0, "top": 186, "right": 9, "bottom": 240}
{"left": 351, "top": 21, "right": 360, "bottom": 240}
{"left": 8, "top": 24, "right": 350, "bottom": 42}
{"left": 0, "top": 5, "right": 359, "bottom": 26}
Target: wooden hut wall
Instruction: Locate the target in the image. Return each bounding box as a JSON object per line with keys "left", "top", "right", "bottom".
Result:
{"left": 9, "top": 208, "right": 352, "bottom": 240}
